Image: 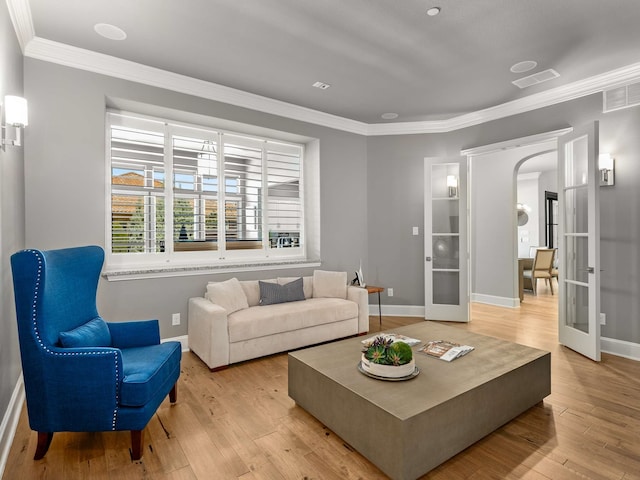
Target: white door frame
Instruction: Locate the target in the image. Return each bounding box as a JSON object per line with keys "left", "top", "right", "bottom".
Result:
{"left": 460, "top": 128, "right": 572, "bottom": 307}
{"left": 424, "top": 156, "right": 469, "bottom": 322}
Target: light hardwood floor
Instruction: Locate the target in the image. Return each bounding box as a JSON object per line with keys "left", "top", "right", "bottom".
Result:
{"left": 4, "top": 286, "right": 640, "bottom": 479}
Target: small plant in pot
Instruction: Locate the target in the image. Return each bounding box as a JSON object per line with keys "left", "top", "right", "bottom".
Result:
{"left": 361, "top": 336, "right": 415, "bottom": 378}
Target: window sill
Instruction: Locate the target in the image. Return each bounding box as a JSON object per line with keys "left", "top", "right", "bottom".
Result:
{"left": 103, "top": 259, "right": 322, "bottom": 281}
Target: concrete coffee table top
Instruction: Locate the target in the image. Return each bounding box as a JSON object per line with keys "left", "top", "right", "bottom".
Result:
{"left": 288, "top": 321, "right": 551, "bottom": 480}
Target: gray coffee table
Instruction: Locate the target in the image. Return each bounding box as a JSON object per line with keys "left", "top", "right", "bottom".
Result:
{"left": 288, "top": 322, "right": 550, "bottom": 480}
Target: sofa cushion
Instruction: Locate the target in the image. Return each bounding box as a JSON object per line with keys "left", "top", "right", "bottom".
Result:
{"left": 206, "top": 278, "right": 249, "bottom": 314}
{"left": 240, "top": 279, "right": 276, "bottom": 307}
{"left": 259, "top": 278, "right": 305, "bottom": 305}
{"left": 312, "top": 270, "right": 347, "bottom": 299}
{"left": 228, "top": 298, "right": 358, "bottom": 342}
{"left": 59, "top": 317, "right": 112, "bottom": 348}
{"left": 119, "top": 341, "right": 182, "bottom": 407}
{"left": 278, "top": 276, "right": 313, "bottom": 299}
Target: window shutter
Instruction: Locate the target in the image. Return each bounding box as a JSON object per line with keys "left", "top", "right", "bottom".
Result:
{"left": 109, "top": 116, "right": 165, "bottom": 253}
{"left": 266, "top": 143, "right": 302, "bottom": 249}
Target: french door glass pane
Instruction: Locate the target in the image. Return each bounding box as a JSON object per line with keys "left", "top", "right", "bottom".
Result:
{"left": 564, "top": 186, "right": 588, "bottom": 234}
{"left": 432, "top": 236, "right": 459, "bottom": 269}
{"left": 433, "top": 272, "right": 460, "bottom": 305}
{"left": 432, "top": 200, "right": 459, "bottom": 234}
{"left": 565, "top": 282, "right": 589, "bottom": 334}
{"left": 564, "top": 136, "right": 588, "bottom": 188}
{"left": 564, "top": 236, "right": 589, "bottom": 283}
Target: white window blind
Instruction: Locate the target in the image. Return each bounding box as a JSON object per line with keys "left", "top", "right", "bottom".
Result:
{"left": 107, "top": 111, "right": 306, "bottom": 267}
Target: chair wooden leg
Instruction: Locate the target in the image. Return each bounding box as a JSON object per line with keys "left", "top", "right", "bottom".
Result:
{"left": 131, "top": 429, "right": 144, "bottom": 460}
{"left": 34, "top": 432, "right": 53, "bottom": 460}
{"left": 549, "top": 277, "right": 555, "bottom": 295}
{"left": 169, "top": 383, "right": 177, "bottom": 403}
{"left": 532, "top": 278, "right": 537, "bottom": 295}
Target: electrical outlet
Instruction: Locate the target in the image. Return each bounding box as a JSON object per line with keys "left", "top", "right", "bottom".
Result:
{"left": 599, "top": 313, "right": 606, "bottom": 325}
{"left": 388, "top": 288, "right": 394, "bottom": 297}
{"left": 412, "top": 226, "right": 419, "bottom": 236}
{"left": 172, "top": 313, "right": 181, "bottom": 326}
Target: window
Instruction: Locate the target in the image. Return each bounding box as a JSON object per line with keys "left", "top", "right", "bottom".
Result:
{"left": 107, "top": 112, "right": 307, "bottom": 271}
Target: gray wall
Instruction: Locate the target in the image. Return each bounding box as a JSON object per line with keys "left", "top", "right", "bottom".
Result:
{"left": 23, "top": 59, "right": 368, "bottom": 339}
{"left": 17, "top": 45, "right": 640, "bottom": 347}
{"left": 366, "top": 95, "right": 640, "bottom": 344}
{"left": 0, "top": 1, "right": 26, "bottom": 435}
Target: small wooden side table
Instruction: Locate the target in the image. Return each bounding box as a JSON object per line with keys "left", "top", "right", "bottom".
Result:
{"left": 365, "top": 285, "right": 385, "bottom": 327}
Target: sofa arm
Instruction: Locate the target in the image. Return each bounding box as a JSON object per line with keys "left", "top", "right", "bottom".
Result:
{"left": 188, "top": 297, "right": 230, "bottom": 369}
{"left": 347, "top": 286, "right": 369, "bottom": 333}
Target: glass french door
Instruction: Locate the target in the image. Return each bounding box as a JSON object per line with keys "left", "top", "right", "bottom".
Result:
{"left": 557, "top": 122, "right": 601, "bottom": 361}
{"left": 424, "top": 156, "right": 469, "bottom": 322}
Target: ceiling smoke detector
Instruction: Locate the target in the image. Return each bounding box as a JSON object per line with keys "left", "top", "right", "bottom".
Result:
{"left": 312, "top": 81, "right": 331, "bottom": 90}
{"left": 381, "top": 113, "right": 399, "bottom": 120}
{"left": 426, "top": 7, "right": 441, "bottom": 16}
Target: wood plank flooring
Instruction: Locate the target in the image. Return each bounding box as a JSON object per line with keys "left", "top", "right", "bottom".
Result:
{"left": 4, "top": 288, "right": 640, "bottom": 479}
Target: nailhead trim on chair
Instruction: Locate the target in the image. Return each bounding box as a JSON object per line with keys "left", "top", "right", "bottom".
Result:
{"left": 25, "top": 249, "right": 121, "bottom": 430}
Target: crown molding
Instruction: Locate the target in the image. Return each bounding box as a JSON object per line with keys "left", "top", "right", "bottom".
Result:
{"left": 6, "top": 0, "right": 35, "bottom": 52}
{"left": 23, "top": 37, "right": 370, "bottom": 136}
{"left": 366, "top": 62, "right": 640, "bottom": 136}
{"left": 11, "top": 0, "right": 640, "bottom": 137}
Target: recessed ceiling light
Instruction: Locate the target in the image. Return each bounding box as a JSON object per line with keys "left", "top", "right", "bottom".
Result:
{"left": 381, "top": 113, "right": 399, "bottom": 120}
{"left": 426, "top": 7, "right": 441, "bottom": 16}
{"left": 510, "top": 60, "right": 538, "bottom": 74}
{"left": 94, "top": 23, "right": 127, "bottom": 41}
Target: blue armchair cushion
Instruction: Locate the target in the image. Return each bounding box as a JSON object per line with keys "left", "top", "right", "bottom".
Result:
{"left": 119, "top": 341, "right": 182, "bottom": 407}
{"left": 59, "top": 317, "right": 112, "bottom": 348}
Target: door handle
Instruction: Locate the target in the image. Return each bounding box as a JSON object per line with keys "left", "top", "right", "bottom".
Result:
{"left": 426, "top": 256, "right": 432, "bottom": 262}
{"left": 586, "top": 266, "right": 595, "bottom": 274}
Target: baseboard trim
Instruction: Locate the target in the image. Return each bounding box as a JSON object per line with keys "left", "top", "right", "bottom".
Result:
{"left": 601, "top": 336, "right": 640, "bottom": 362}
{"left": 471, "top": 293, "right": 520, "bottom": 308}
{"left": 0, "top": 375, "right": 25, "bottom": 479}
{"left": 162, "top": 334, "right": 190, "bottom": 352}
{"left": 369, "top": 304, "right": 425, "bottom": 318}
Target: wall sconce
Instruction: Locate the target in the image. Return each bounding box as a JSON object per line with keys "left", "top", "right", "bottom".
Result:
{"left": 446, "top": 175, "right": 458, "bottom": 197}
{"left": 599, "top": 153, "right": 614, "bottom": 186}
{"left": 1, "top": 95, "right": 29, "bottom": 150}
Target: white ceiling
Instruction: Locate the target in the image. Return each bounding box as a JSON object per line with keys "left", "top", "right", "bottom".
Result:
{"left": 9, "top": 0, "right": 640, "bottom": 130}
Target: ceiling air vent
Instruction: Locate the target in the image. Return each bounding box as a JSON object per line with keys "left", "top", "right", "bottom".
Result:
{"left": 603, "top": 81, "right": 640, "bottom": 113}
{"left": 512, "top": 69, "right": 560, "bottom": 89}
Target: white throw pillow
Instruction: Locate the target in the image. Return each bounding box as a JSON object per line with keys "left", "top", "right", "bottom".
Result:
{"left": 312, "top": 270, "right": 347, "bottom": 299}
{"left": 206, "top": 278, "right": 249, "bottom": 314}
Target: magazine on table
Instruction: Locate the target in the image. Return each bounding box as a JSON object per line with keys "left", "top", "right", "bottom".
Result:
{"left": 418, "top": 340, "right": 474, "bottom": 362}
{"left": 361, "top": 333, "right": 421, "bottom": 347}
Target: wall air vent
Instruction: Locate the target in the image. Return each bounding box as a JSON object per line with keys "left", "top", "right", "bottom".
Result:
{"left": 512, "top": 69, "right": 560, "bottom": 89}
{"left": 603, "top": 81, "right": 640, "bottom": 113}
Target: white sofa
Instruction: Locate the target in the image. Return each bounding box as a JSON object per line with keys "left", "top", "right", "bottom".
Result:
{"left": 188, "top": 271, "right": 369, "bottom": 370}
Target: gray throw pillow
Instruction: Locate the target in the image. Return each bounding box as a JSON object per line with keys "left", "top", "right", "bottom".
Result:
{"left": 259, "top": 277, "right": 305, "bottom": 305}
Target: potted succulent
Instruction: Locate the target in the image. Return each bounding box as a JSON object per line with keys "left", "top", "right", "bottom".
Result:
{"left": 361, "top": 336, "right": 415, "bottom": 378}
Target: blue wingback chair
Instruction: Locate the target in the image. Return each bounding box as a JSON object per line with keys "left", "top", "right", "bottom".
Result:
{"left": 11, "top": 246, "right": 181, "bottom": 460}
